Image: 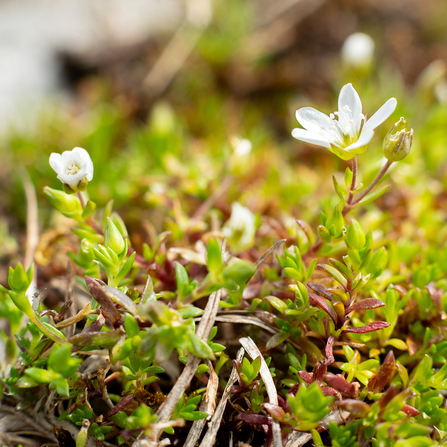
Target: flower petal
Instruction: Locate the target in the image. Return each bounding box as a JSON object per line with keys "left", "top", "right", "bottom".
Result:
{"left": 338, "top": 83, "right": 362, "bottom": 135}
{"left": 72, "top": 147, "right": 94, "bottom": 181}
{"left": 291, "top": 128, "right": 332, "bottom": 149}
{"left": 295, "top": 107, "right": 335, "bottom": 134}
{"left": 49, "top": 153, "right": 62, "bottom": 174}
{"left": 344, "top": 130, "right": 375, "bottom": 152}
{"left": 72, "top": 147, "right": 90, "bottom": 161}
{"left": 86, "top": 162, "right": 94, "bottom": 182}
{"left": 362, "top": 98, "right": 397, "bottom": 133}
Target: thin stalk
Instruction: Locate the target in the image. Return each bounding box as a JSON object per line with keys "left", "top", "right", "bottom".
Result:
{"left": 77, "top": 191, "right": 85, "bottom": 209}
{"left": 342, "top": 160, "right": 393, "bottom": 215}
{"left": 308, "top": 157, "right": 358, "bottom": 255}
{"left": 351, "top": 160, "right": 393, "bottom": 205}
{"left": 346, "top": 156, "right": 358, "bottom": 205}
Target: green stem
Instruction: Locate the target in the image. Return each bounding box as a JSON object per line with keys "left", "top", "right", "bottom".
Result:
{"left": 351, "top": 160, "right": 393, "bottom": 205}
{"left": 346, "top": 156, "right": 358, "bottom": 205}
{"left": 28, "top": 312, "right": 67, "bottom": 344}
{"left": 342, "top": 159, "right": 393, "bottom": 215}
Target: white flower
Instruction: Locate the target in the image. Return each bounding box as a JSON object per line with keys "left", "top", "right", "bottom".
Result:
{"left": 222, "top": 202, "right": 256, "bottom": 253}
{"left": 49, "top": 147, "right": 93, "bottom": 191}
{"left": 341, "top": 33, "right": 375, "bottom": 70}
{"left": 292, "top": 83, "right": 397, "bottom": 160}
{"left": 231, "top": 136, "right": 252, "bottom": 157}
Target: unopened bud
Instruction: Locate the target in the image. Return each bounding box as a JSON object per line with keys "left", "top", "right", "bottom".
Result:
{"left": 344, "top": 219, "right": 366, "bottom": 250}
{"left": 104, "top": 218, "right": 125, "bottom": 255}
{"left": 383, "top": 118, "right": 413, "bottom": 162}
{"left": 44, "top": 186, "right": 83, "bottom": 220}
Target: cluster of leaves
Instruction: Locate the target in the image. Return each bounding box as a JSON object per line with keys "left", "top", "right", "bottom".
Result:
{"left": 2, "top": 3, "right": 447, "bottom": 444}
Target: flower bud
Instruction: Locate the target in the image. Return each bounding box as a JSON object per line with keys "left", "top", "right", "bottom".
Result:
{"left": 8, "top": 263, "right": 33, "bottom": 294}
{"left": 104, "top": 218, "right": 125, "bottom": 255}
{"left": 44, "top": 186, "right": 83, "bottom": 220}
{"left": 344, "top": 219, "right": 366, "bottom": 249}
{"left": 383, "top": 118, "right": 413, "bottom": 162}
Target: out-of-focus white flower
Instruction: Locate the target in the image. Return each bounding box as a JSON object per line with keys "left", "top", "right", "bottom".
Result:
{"left": 49, "top": 147, "right": 93, "bottom": 193}
{"left": 231, "top": 136, "right": 252, "bottom": 157}
{"left": 292, "top": 83, "right": 397, "bottom": 160}
{"left": 341, "top": 32, "right": 375, "bottom": 70}
{"left": 222, "top": 202, "right": 256, "bottom": 253}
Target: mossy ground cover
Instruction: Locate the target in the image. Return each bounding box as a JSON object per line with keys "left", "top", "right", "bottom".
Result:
{"left": 1, "top": 1, "right": 447, "bottom": 446}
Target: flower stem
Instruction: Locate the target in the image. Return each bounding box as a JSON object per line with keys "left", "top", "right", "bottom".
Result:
{"left": 351, "top": 160, "right": 393, "bottom": 205}
{"left": 342, "top": 160, "right": 393, "bottom": 215}
{"left": 308, "top": 156, "right": 358, "bottom": 255}
{"left": 346, "top": 156, "right": 358, "bottom": 205}
{"left": 77, "top": 191, "right": 85, "bottom": 209}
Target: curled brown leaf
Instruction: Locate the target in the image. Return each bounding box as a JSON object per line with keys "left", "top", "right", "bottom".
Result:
{"left": 368, "top": 351, "right": 395, "bottom": 393}
{"left": 343, "top": 321, "right": 390, "bottom": 334}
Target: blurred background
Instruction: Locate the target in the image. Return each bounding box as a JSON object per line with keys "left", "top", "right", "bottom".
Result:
{"left": 1, "top": 0, "right": 447, "bottom": 283}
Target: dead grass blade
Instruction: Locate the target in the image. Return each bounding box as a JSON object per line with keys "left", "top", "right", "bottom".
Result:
{"left": 254, "top": 239, "right": 286, "bottom": 270}
{"left": 198, "top": 348, "right": 245, "bottom": 447}
{"left": 55, "top": 303, "right": 91, "bottom": 329}
{"left": 184, "top": 359, "right": 219, "bottom": 447}
{"left": 239, "top": 337, "right": 282, "bottom": 447}
{"left": 285, "top": 409, "right": 350, "bottom": 446}
{"left": 133, "top": 289, "right": 222, "bottom": 447}
{"left": 212, "top": 315, "right": 276, "bottom": 334}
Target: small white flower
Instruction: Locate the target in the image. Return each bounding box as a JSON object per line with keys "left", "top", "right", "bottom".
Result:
{"left": 292, "top": 83, "right": 397, "bottom": 160}
{"left": 49, "top": 147, "right": 93, "bottom": 191}
{"left": 231, "top": 136, "right": 252, "bottom": 157}
{"left": 341, "top": 33, "right": 375, "bottom": 70}
{"left": 223, "top": 202, "right": 256, "bottom": 253}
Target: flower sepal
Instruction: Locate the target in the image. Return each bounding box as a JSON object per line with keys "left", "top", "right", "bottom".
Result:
{"left": 62, "top": 178, "right": 88, "bottom": 195}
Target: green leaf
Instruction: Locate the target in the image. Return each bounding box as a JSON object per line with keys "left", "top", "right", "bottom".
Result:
{"left": 223, "top": 259, "right": 256, "bottom": 285}
{"left": 189, "top": 333, "right": 215, "bottom": 359}
{"left": 386, "top": 338, "right": 408, "bottom": 350}
{"left": 114, "top": 252, "right": 136, "bottom": 285}
{"left": 317, "top": 225, "right": 332, "bottom": 244}
{"left": 326, "top": 204, "right": 344, "bottom": 237}
{"left": 51, "top": 376, "right": 70, "bottom": 396}
{"left": 125, "top": 315, "right": 140, "bottom": 338}
{"left": 284, "top": 267, "right": 302, "bottom": 281}
{"left": 332, "top": 176, "right": 346, "bottom": 203}
{"left": 25, "top": 367, "right": 52, "bottom": 383}
{"left": 265, "top": 296, "right": 288, "bottom": 314}
{"left": 357, "top": 185, "right": 391, "bottom": 206}
{"left": 72, "top": 228, "right": 103, "bottom": 243}
{"left": 178, "top": 307, "right": 203, "bottom": 318}
{"left": 207, "top": 239, "right": 223, "bottom": 274}
{"left": 48, "top": 343, "right": 81, "bottom": 378}
{"left": 317, "top": 264, "right": 348, "bottom": 288}
{"left": 41, "top": 322, "right": 67, "bottom": 341}
{"left": 16, "top": 376, "right": 39, "bottom": 388}
{"left": 344, "top": 168, "right": 353, "bottom": 189}
{"left": 81, "top": 200, "right": 97, "bottom": 219}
